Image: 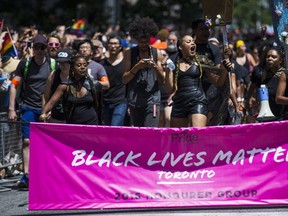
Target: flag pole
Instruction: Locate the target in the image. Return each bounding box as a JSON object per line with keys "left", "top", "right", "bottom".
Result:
{"left": 6, "top": 27, "right": 18, "bottom": 58}
{"left": 0, "top": 19, "right": 4, "bottom": 36}
{"left": 0, "top": 19, "right": 4, "bottom": 58}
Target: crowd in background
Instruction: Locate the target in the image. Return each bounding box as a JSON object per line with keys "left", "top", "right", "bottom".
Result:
{"left": 1, "top": 18, "right": 288, "bottom": 187}
{"left": 0, "top": 21, "right": 283, "bottom": 127}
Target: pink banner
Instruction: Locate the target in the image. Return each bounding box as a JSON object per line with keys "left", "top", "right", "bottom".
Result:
{"left": 29, "top": 121, "right": 288, "bottom": 210}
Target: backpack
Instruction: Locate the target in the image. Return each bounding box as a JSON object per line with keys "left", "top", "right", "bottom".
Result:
{"left": 16, "top": 57, "right": 56, "bottom": 105}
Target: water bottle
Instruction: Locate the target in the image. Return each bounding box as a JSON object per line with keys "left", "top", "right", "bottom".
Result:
{"left": 166, "top": 58, "right": 175, "bottom": 70}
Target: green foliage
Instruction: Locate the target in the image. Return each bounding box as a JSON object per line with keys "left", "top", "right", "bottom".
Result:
{"left": 233, "top": 0, "right": 272, "bottom": 29}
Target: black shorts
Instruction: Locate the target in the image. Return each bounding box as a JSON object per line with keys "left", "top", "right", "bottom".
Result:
{"left": 171, "top": 102, "right": 208, "bottom": 118}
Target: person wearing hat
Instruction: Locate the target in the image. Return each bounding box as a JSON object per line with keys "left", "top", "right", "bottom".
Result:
{"left": 8, "top": 34, "right": 54, "bottom": 188}
{"left": 235, "top": 39, "right": 257, "bottom": 77}
{"left": 42, "top": 48, "right": 73, "bottom": 123}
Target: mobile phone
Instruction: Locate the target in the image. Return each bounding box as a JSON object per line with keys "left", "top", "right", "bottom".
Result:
{"left": 27, "top": 41, "right": 33, "bottom": 48}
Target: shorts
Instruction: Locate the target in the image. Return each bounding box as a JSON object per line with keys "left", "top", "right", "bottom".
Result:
{"left": 21, "top": 105, "right": 42, "bottom": 140}
{"left": 171, "top": 102, "right": 208, "bottom": 118}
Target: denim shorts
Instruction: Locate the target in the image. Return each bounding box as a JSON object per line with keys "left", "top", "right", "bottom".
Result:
{"left": 21, "top": 105, "right": 42, "bottom": 139}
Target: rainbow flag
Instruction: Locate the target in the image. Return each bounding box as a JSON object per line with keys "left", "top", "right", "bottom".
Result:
{"left": 1, "top": 32, "right": 18, "bottom": 57}
{"left": 71, "top": 19, "right": 85, "bottom": 35}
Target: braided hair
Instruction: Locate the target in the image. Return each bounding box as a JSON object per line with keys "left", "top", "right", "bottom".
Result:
{"left": 174, "top": 35, "right": 203, "bottom": 90}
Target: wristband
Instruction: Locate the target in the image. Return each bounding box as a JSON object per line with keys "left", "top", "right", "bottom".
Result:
{"left": 99, "top": 76, "right": 108, "bottom": 82}
{"left": 11, "top": 79, "right": 21, "bottom": 86}
{"left": 237, "top": 97, "right": 242, "bottom": 102}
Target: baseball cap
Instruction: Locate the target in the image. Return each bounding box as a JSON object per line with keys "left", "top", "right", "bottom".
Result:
{"left": 55, "top": 48, "right": 73, "bottom": 62}
{"left": 33, "top": 34, "right": 47, "bottom": 46}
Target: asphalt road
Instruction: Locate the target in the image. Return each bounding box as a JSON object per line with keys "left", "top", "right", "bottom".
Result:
{"left": 1, "top": 176, "right": 288, "bottom": 216}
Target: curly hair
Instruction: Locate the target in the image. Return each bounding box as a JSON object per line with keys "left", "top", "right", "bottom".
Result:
{"left": 129, "top": 17, "right": 159, "bottom": 40}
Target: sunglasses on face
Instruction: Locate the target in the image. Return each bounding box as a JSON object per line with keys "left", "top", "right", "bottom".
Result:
{"left": 48, "top": 42, "right": 61, "bottom": 48}
{"left": 33, "top": 45, "right": 46, "bottom": 50}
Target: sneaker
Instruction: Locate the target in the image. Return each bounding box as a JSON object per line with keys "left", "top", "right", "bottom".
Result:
{"left": 17, "top": 174, "right": 29, "bottom": 188}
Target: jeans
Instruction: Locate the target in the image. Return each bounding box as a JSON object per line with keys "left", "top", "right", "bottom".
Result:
{"left": 102, "top": 103, "right": 128, "bottom": 126}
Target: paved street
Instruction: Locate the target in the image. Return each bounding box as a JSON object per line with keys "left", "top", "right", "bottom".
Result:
{"left": 1, "top": 176, "right": 288, "bottom": 216}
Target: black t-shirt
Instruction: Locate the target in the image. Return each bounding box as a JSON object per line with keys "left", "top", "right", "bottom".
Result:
{"left": 101, "top": 58, "right": 126, "bottom": 106}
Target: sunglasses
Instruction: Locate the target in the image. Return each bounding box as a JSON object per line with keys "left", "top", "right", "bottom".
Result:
{"left": 33, "top": 45, "right": 46, "bottom": 50}
{"left": 48, "top": 42, "right": 61, "bottom": 48}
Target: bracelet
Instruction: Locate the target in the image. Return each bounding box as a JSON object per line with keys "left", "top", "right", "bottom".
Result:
{"left": 237, "top": 97, "right": 242, "bottom": 102}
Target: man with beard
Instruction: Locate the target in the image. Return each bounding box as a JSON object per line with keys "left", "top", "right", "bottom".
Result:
{"left": 122, "top": 17, "right": 164, "bottom": 127}
{"left": 47, "top": 33, "right": 62, "bottom": 59}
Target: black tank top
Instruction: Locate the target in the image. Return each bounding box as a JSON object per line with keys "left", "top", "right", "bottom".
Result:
{"left": 102, "top": 59, "right": 126, "bottom": 106}
{"left": 64, "top": 85, "right": 98, "bottom": 125}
